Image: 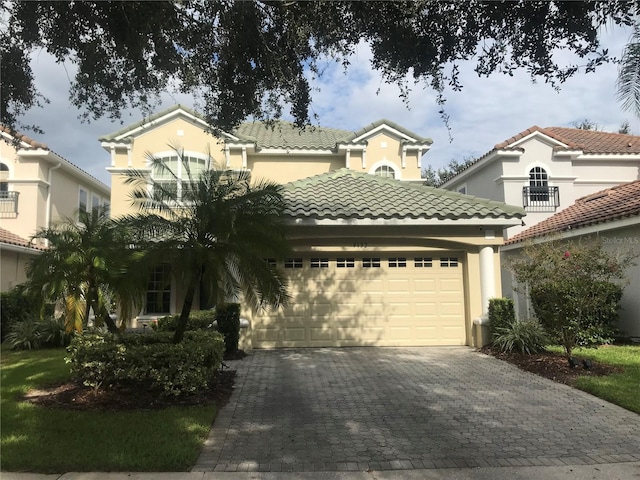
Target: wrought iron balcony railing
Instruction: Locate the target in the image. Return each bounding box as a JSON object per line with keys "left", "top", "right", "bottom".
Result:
{"left": 522, "top": 186, "right": 559, "bottom": 210}
{"left": 0, "top": 191, "right": 19, "bottom": 215}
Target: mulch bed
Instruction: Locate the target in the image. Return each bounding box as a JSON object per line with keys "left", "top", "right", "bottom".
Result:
{"left": 480, "top": 346, "right": 622, "bottom": 386}
{"left": 23, "top": 367, "right": 238, "bottom": 412}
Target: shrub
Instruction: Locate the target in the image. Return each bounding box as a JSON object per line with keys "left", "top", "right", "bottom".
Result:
{"left": 38, "top": 316, "right": 72, "bottom": 347}
{"left": 488, "top": 297, "right": 516, "bottom": 339}
{"left": 493, "top": 320, "right": 549, "bottom": 355}
{"left": 215, "top": 303, "right": 240, "bottom": 354}
{"left": 4, "top": 317, "right": 41, "bottom": 350}
{"left": 66, "top": 331, "right": 225, "bottom": 396}
{"left": 154, "top": 310, "right": 216, "bottom": 332}
{"left": 1, "top": 287, "right": 36, "bottom": 342}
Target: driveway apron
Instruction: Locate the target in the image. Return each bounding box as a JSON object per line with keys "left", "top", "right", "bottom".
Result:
{"left": 193, "top": 347, "right": 640, "bottom": 473}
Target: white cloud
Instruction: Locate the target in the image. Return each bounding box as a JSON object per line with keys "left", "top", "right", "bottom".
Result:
{"left": 18, "top": 25, "right": 638, "bottom": 186}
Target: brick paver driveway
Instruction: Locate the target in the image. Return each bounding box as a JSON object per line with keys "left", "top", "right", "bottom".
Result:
{"left": 193, "top": 347, "right": 640, "bottom": 472}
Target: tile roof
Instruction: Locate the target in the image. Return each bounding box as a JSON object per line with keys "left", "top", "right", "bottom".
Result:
{"left": 0, "top": 125, "right": 48, "bottom": 149}
{"left": 232, "top": 121, "right": 354, "bottom": 150}
{"left": 283, "top": 169, "right": 524, "bottom": 222}
{"left": 100, "top": 105, "right": 431, "bottom": 151}
{"left": 506, "top": 180, "right": 640, "bottom": 244}
{"left": 0, "top": 227, "right": 45, "bottom": 250}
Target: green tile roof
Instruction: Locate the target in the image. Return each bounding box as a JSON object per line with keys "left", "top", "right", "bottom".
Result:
{"left": 283, "top": 169, "right": 525, "bottom": 221}
{"left": 100, "top": 105, "right": 432, "bottom": 150}
{"left": 232, "top": 122, "right": 354, "bottom": 150}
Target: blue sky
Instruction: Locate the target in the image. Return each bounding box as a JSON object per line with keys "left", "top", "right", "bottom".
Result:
{"left": 21, "top": 25, "right": 637, "bottom": 186}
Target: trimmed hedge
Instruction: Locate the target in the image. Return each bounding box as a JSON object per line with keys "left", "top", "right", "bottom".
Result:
{"left": 155, "top": 309, "right": 217, "bottom": 332}
{"left": 66, "top": 331, "right": 225, "bottom": 396}
{"left": 216, "top": 303, "right": 240, "bottom": 354}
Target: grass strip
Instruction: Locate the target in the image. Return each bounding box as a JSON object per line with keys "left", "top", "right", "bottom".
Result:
{"left": 1, "top": 348, "right": 217, "bottom": 473}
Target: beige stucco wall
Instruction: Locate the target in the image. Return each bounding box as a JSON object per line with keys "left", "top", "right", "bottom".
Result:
{"left": 0, "top": 247, "right": 38, "bottom": 292}
{"left": 248, "top": 155, "right": 344, "bottom": 183}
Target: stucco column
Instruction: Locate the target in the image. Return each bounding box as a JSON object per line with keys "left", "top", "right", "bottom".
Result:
{"left": 479, "top": 245, "right": 496, "bottom": 315}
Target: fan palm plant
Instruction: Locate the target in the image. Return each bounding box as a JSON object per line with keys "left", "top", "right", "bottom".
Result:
{"left": 617, "top": 23, "right": 640, "bottom": 117}
{"left": 121, "top": 148, "right": 290, "bottom": 343}
{"left": 25, "top": 207, "right": 145, "bottom": 333}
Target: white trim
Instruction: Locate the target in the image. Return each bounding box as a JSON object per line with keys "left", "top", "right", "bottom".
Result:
{"left": 78, "top": 186, "right": 88, "bottom": 217}
{"left": 345, "top": 149, "right": 351, "bottom": 169}
{"left": 106, "top": 167, "right": 150, "bottom": 174}
{"left": 401, "top": 147, "right": 406, "bottom": 168}
{"left": 0, "top": 242, "right": 43, "bottom": 255}
{"left": 101, "top": 141, "right": 131, "bottom": 152}
{"left": 0, "top": 130, "right": 37, "bottom": 149}
{"left": 440, "top": 149, "right": 523, "bottom": 188}
{"left": 351, "top": 124, "right": 417, "bottom": 143}
{"left": 573, "top": 154, "right": 640, "bottom": 161}
{"left": 252, "top": 147, "right": 334, "bottom": 155}
{"left": 291, "top": 217, "right": 522, "bottom": 227}
{"left": 369, "top": 160, "right": 401, "bottom": 180}
{"left": 337, "top": 144, "right": 366, "bottom": 151}
{"left": 574, "top": 179, "right": 638, "bottom": 185}
{"left": 509, "top": 131, "right": 568, "bottom": 149}
{"left": 109, "top": 146, "right": 116, "bottom": 167}
{"left": 5, "top": 178, "right": 50, "bottom": 188}
{"left": 501, "top": 215, "right": 640, "bottom": 251}
{"left": 524, "top": 161, "right": 553, "bottom": 180}
{"left": 242, "top": 147, "right": 247, "bottom": 169}
{"left": 362, "top": 148, "right": 367, "bottom": 169}
{"left": 127, "top": 145, "right": 132, "bottom": 167}
{"left": 225, "top": 147, "right": 230, "bottom": 167}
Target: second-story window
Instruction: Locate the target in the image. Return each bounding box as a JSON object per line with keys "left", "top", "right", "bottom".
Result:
{"left": 0, "top": 163, "right": 8, "bottom": 193}
{"left": 79, "top": 188, "right": 88, "bottom": 214}
{"left": 374, "top": 165, "right": 396, "bottom": 179}
{"left": 152, "top": 155, "right": 208, "bottom": 200}
{"left": 529, "top": 167, "right": 549, "bottom": 202}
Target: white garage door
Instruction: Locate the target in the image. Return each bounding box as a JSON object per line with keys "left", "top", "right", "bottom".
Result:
{"left": 252, "top": 252, "right": 466, "bottom": 348}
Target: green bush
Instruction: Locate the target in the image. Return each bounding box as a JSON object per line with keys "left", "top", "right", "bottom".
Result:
{"left": 215, "top": 303, "right": 240, "bottom": 354}
{"left": 39, "top": 316, "right": 72, "bottom": 347}
{"left": 488, "top": 297, "right": 516, "bottom": 339}
{"left": 1, "top": 287, "right": 35, "bottom": 342}
{"left": 154, "top": 310, "right": 216, "bottom": 332}
{"left": 66, "top": 331, "right": 225, "bottom": 396}
{"left": 531, "top": 281, "right": 622, "bottom": 350}
{"left": 493, "top": 320, "right": 549, "bottom": 354}
{"left": 4, "top": 317, "right": 41, "bottom": 350}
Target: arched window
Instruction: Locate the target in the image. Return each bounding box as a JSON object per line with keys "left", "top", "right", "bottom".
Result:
{"left": 0, "top": 163, "right": 8, "bottom": 193}
{"left": 374, "top": 165, "right": 396, "bottom": 179}
{"left": 151, "top": 155, "right": 207, "bottom": 199}
{"left": 529, "top": 167, "right": 549, "bottom": 201}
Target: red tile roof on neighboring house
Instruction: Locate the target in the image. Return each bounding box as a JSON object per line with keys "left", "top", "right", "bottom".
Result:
{"left": 0, "top": 125, "right": 48, "bottom": 149}
{"left": 495, "top": 125, "right": 640, "bottom": 154}
{"left": 0, "top": 227, "right": 45, "bottom": 250}
{"left": 506, "top": 180, "right": 640, "bottom": 245}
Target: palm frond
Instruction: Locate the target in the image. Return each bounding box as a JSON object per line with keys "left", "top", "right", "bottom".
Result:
{"left": 617, "top": 25, "right": 640, "bottom": 116}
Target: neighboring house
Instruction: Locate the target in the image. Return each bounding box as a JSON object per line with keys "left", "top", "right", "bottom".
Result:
{"left": 100, "top": 105, "right": 525, "bottom": 347}
{"left": 440, "top": 126, "right": 640, "bottom": 239}
{"left": 0, "top": 126, "right": 110, "bottom": 291}
{"left": 502, "top": 180, "right": 640, "bottom": 340}
{"left": 0, "top": 227, "right": 44, "bottom": 292}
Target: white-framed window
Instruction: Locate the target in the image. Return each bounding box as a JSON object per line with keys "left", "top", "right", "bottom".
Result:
{"left": 363, "top": 257, "right": 381, "bottom": 268}
{"left": 414, "top": 257, "right": 433, "bottom": 267}
{"left": 528, "top": 167, "right": 549, "bottom": 201}
{"left": 0, "top": 162, "right": 8, "bottom": 192}
{"left": 284, "top": 258, "right": 303, "bottom": 269}
{"left": 91, "top": 194, "right": 101, "bottom": 212}
{"left": 310, "top": 258, "right": 329, "bottom": 268}
{"left": 79, "top": 188, "right": 88, "bottom": 215}
{"left": 337, "top": 258, "right": 355, "bottom": 268}
{"left": 388, "top": 257, "right": 407, "bottom": 268}
{"left": 374, "top": 165, "right": 395, "bottom": 179}
{"left": 145, "top": 264, "right": 172, "bottom": 314}
{"left": 151, "top": 154, "right": 208, "bottom": 200}
{"left": 440, "top": 257, "right": 459, "bottom": 267}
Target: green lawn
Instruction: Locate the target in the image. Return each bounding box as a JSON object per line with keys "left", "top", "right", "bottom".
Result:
{"left": 1, "top": 348, "right": 218, "bottom": 473}
{"left": 548, "top": 344, "right": 640, "bottom": 414}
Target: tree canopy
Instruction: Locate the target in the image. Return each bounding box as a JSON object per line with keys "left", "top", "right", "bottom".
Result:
{"left": 2, "top": 1, "right": 638, "bottom": 134}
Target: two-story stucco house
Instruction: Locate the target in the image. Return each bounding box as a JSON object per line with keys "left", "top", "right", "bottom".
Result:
{"left": 100, "top": 105, "right": 524, "bottom": 348}
{"left": 440, "top": 126, "right": 640, "bottom": 239}
{"left": 0, "top": 126, "right": 110, "bottom": 291}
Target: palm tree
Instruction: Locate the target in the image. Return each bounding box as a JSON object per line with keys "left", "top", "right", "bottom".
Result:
{"left": 25, "top": 207, "right": 145, "bottom": 333}
{"left": 122, "top": 149, "right": 290, "bottom": 343}
{"left": 617, "top": 23, "right": 640, "bottom": 118}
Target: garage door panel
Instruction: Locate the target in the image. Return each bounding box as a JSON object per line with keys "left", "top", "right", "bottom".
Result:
{"left": 251, "top": 251, "right": 466, "bottom": 348}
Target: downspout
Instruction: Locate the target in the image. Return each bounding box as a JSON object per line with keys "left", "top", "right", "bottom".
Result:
{"left": 45, "top": 162, "right": 62, "bottom": 247}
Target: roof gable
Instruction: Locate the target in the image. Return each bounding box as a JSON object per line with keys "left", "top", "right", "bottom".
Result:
{"left": 283, "top": 168, "right": 524, "bottom": 222}
{"left": 345, "top": 119, "right": 432, "bottom": 146}
{"left": 506, "top": 180, "right": 640, "bottom": 244}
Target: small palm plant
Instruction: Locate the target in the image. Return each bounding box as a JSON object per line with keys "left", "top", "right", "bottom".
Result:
{"left": 25, "top": 207, "right": 146, "bottom": 333}
{"left": 121, "top": 148, "right": 290, "bottom": 343}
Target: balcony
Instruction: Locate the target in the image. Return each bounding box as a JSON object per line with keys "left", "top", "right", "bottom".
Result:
{"left": 0, "top": 191, "right": 19, "bottom": 216}
{"left": 522, "top": 186, "right": 559, "bottom": 211}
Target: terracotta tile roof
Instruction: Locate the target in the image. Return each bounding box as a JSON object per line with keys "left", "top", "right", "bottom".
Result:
{"left": 0, "top": 125, "right": 48, "bottom": 149}
{"left": 0, "top": 227, "right": 45, "bottom": 250}
{"left": 544, "top": 127, "right": 640, "bottom": 154}
{"left": 283, "top": 168, "right": 524, "bottom": 222}
{"left": 506, "top": 180, "right": 640, "bottom": 244}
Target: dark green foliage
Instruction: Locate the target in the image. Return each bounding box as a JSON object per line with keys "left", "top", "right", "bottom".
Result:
{"left": 4, "top": 317, "right": 41, "bottom": 350}
{"left": 67, "top": 331, "right": 225, "bottom": 396}
{"left": 0, "top": 287, "right": 35, "bottom": 342}
{"left": 37, "top": 316, "right": 72, "bottom": 348}
{"left": 4, "top": 2, "right": 633, "bottom": 133}
{"left": 155, "top": 310, "right": 217, "bottom": 332}
{"left": 530, "top": 281, "right": 622, "bottom": 349}
{"left": 493, "top": 320, "right": 549, "bottom": 355}
{"left": 488, "top": 297, "right": 516, "bottom": 340}
{"left": 215, "top": 303, "right": 241, "bottom": 355}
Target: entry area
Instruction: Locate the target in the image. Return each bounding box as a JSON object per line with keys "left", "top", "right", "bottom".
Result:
{"left": 251, "top": 252, "right": 466, "bottom": 348}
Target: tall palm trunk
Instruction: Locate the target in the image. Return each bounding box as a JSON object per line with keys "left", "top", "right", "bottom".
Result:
{"left": 172, "top": 272, "right": 200, "bottom": 343}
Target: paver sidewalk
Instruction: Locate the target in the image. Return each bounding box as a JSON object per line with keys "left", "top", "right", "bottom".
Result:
{"left": 192, "top": 347, "right": 640, "bottom": 472}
